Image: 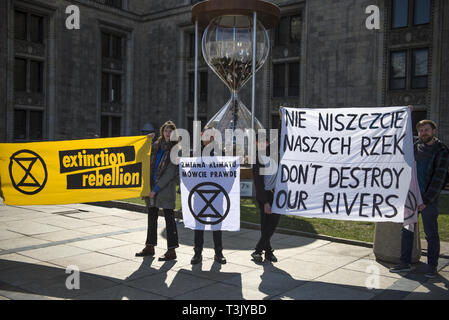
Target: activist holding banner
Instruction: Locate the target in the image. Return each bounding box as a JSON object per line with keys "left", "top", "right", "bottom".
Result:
{"left": 191, "top": 127, "right": 226, "bottom": 265}
{"left": 390, "top": 119, "right": 449, "bottom": 278}
{"left": 135, "top": 120, "right": 180, "bottom": 261}
{"left": 0, "top": 135, "right": 151, "bottom": 205}
{"left": 251, "top": 133, "right": 281, "bottom": 263}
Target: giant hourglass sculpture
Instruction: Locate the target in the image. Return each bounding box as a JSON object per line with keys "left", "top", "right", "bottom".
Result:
{"left": 192, "top": 0, "right": 280, "bottom": 159}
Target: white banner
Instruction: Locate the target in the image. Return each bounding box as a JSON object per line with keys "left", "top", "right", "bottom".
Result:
{"left": 272, "top": 106, "right": 415, "bottom": 223}
{"left": 179, "top": 156, "right": 240, "bottom": 231}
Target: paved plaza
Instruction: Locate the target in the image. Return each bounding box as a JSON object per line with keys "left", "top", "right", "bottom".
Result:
{"left": 0, "top": 201, "right": 448, "bottom": 300}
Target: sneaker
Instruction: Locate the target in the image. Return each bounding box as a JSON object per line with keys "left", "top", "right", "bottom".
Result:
{"left": 389, "top": 264, "right": 411, "bottom": 273}
{"left": 424, "top": 266, "right": 437, "bottom": 278}
{"left": 251, "top": 251, "right": 263, "bottom": 263}
{"left": 265, "top": 251, "right": 278, "bottom": 262}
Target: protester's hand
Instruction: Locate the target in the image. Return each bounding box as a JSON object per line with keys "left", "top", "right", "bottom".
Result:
{"left": 147, "top": 133, "right": 155, "bottom": 139}
{"left": 418, "top": 204, "right": 426, "bottom": 212}
{"left": 408, "top": 105, "right": 414, "bottom": 111}
{"left": 264, "top": 203, "right": 272, "bottom": 214}
{"left": 149, "top": 191, "right": 156, "bottom": 198}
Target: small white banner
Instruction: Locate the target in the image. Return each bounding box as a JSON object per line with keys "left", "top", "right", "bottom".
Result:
{"left": 272, "top": 106, "right": 415, "bottom": 223}
{"left": 179, "top": 156, "right": 240, "bottom": 231}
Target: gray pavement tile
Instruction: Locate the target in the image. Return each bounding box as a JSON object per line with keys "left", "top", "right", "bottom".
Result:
{"left": 0, "top": 236, "right": 50, "bottom": 251}
{"left": 404, "top": 281, "right": 449, "bottom": 300}
{"left": 32, "top": 216, "right": 101, "bottom": 229}
{"left": 0, "top": 214, "right": 33, "bottom": 223}
{"left": 85, "top": 260, "right": 160, "bottom": 283}
{"left": 99, "top": 243, "right": 149, "bottom": 261}
{"left": 0, "top": 261, "right": 64, "bottom": 286}
{"left": 224, "top": 250, "right": 266, "bottom": 269}
{"left": 2, "top": 221, "right": 63, "bottom": 236}
{"left": 269, "top": 257, "right": 339, "bottom": 280}
{"left": 76, "top": 225, "right": 129, "bottom": 235}
{"left": 0, "top": 289, "right": 60, "bottom": 300}
{"left": 126, "top": 269, "right": 216, "bottom": 298}
{"left": 272, "top": 281, "right": 375, "bottom": 300}
{"left": 342, "top": 258, "right": 402, "bottom": 279}
{"left": 107, "top": 230, "right": 147, "bottom": 243}
{"left": 74, "top": 284, "right": 168, "bottom": 300}
{"left": 223, "top": 268, "right": 307, "bottom": 296}
{"left": 290, "top": 250, "right": 360, "bottom": 268}
{"left": 314, "top": 268, "right": 398, "bottom": 294}
{"left": 68, "top": 237, "right": 131, "bottom": 251}
{"left": 15, "top": 205, "right": 75, "bottom": 213}
{"left": 85, "top": 216, "right": 142, "bottom": 227}
{"left": 49, "top": 251, "right": 125, "bottom": 271}
{"left": 315, "top": 242, "right": 373, "bottom": 258}
{"left": 178, "top": 260, "right": 253, "bottom": 282}
{"left": 0, "top": 253, "right": 47, "bottom": 271}
{"left": 175, "top": 281, "right": 270, "bottom": 300}
{"left": 16, "top": 272, "right": 119, "bottom": 299}
{"left": 271, "top": 236, "right": 330, "bottom": 250}
{"left": 32, "top": 230, "right": 91, "bottom": 242}
{"left": 19, "top": 244, "right": 90, "bottom": 261}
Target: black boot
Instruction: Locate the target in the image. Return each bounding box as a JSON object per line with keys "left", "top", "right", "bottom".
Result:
{"left": 214, "top": 248, "right": 226, "bottom": 264}
{"left": 191, "top": 247, "right": 202, "bottom": 265}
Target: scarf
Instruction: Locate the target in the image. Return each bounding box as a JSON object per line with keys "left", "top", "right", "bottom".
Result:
{"left": 150, "top": 139, "right": 176, "bottom": 187}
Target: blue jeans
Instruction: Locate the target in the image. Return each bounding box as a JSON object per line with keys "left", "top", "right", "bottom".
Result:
{"left": 400, "top": 200, "right": 440, "bottom": 266}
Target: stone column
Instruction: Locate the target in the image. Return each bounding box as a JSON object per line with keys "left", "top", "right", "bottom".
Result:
{"left": 373, "top": 222, "right": 421, "bottom": 264}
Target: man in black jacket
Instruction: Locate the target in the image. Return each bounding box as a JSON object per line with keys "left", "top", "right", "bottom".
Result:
{"left": 251, "top": 135, "right": 281, "bottom": 263}
{"left": 390, "top": 119, "right": 449, "bottom": 278}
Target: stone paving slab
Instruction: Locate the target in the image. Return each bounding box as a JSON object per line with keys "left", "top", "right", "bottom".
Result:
{"left": 1, "top": 202, "right": 448, "bottom": 300}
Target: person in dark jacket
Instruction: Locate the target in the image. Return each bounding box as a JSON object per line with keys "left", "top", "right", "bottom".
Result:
{"left": 251, "top": 134, "right": 281, "bottom": 263}
{"left": 390, "top": 119, "right": 449, "bottom": 278}
{"left": 136, "top": 120, "right": 180, "bottom": 261}
{"left": 191, "top": 127, "right": 226, "bottom": 264}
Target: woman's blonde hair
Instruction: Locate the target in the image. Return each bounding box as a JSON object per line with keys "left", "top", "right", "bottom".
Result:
{"left": 157, "top": 120, "right": 177, "bottom": 143}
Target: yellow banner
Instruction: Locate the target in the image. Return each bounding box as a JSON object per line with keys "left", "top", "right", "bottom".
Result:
{"left": 0, "top": 136, "right": 151, "bottom": 205}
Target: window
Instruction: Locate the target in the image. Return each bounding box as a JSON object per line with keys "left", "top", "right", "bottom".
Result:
{"left": 275, "top": 14, "right": 302, "bottom": 46}
{"left": 102, "top": 73, "right": 121, "bottom": 102}
{"left": 103, "top": 0, "right": 123, "bottom": 9}
{"left": 101, "top": 115, "right": 121, "bottom": 137}
{"left": 273, "top": 64, "right": 285, "bottom": 97}
{"left": 14, "top": 10, "right": 43, "bottom": 43}
{"left": 389, "top": 48, "right": 429, "bottom": 90}
{"left": 392, "top": 0, "right": 431, "bottom": 28}
{"left": 30, "top": 60, "right": 43, "bottom": 93}
{"left": 30, "top": 15, "right": 43, "bottom": 43}
{"left": 390, "top": 51, "right": 406, "bottom": 90}
{"left": 187, "top": 115, "right": 207, "bottom": 139}
{"left": 14, "top": 109, "right": 43, "bottom": 140}
{"left": 411, "top": 110, "right": 427, "bottom": 136}
{"left": 271, "top": 114, "right": 280, "bottom": 130}
{"left": 188, "top": 71, "right": 208, "bottom": 102}
{"left": 14, "top": 58, "right": 27, "bottom": 91}
{"left": 414, "top": 0, "right": 431, "bottom": 25}
{"left": 200, "top": 71, "right": 208, "bottom": 102}
{"left": 101, "top": 32, "right": 122, "bottom": 59}
{"left": 288, "top": 62, "right": 300, "bottom": 97}
{"left": 14, "top": 11, "right": 27, "bottom": 40}
{"left": 273, "top": 62, "right": 299, "bottom": 98}
{"left": 392, "top": 0, "right": 409, "bottom": 28}
{"left": 14, "top": 58, "right": 43, "bottom": 93}
{"left": 411, "top": 48, "right": 428, "bottom": 88}
{"left": 188, "top": 31, "right": 204, "bottom": 59}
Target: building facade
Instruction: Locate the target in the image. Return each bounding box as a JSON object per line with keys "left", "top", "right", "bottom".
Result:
{"left": 0, "top": 0, "right": 448, "bottom": 143}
